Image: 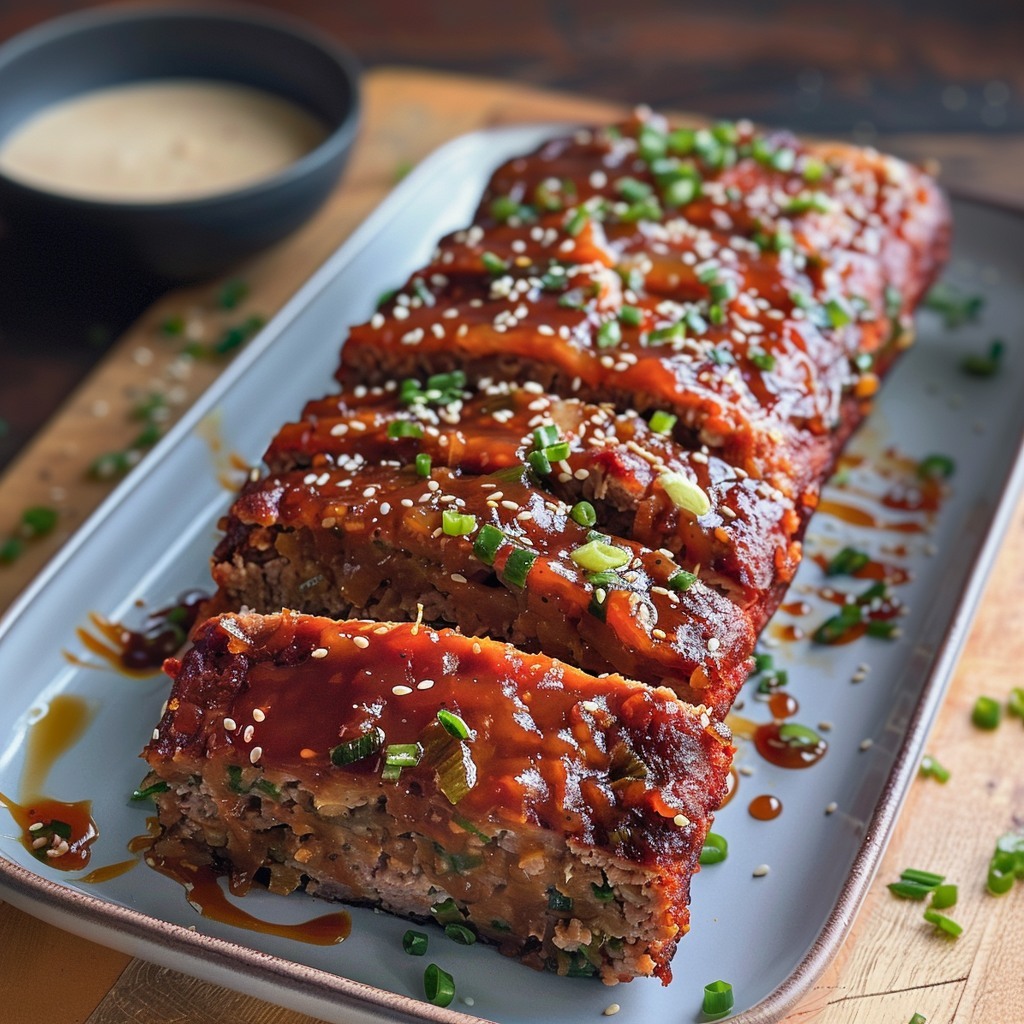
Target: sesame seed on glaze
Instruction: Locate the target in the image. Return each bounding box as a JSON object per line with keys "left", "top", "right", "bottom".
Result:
{"left": 352, "top": 635, "right": 370, "bottom": 649}
{"left": 249, "top": 746, "right": 263, "bottom": 764}
{"left": 252, "top": 708, "right": 266, "bottom": 723}
{"left": 310, "top": 648, "right": 329, "bottom": 659}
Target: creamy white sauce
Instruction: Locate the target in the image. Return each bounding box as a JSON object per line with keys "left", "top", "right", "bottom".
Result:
{"left": 0, "top": 79, "right": 328, "bottom": 202}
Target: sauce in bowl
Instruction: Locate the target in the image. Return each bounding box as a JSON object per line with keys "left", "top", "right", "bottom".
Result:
{"left": 0, "top": 79, "right": 327, "bottom": 203}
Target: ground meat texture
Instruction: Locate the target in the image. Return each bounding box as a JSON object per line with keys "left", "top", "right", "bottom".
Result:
{"left": 143, "top": 612, "right": 734, "bottom": 984}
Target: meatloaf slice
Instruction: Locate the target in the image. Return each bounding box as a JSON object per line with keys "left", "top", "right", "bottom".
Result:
{"left": 211, "top": 460, "right": 755, "bottom": 716}
{"left": 264, "top": 380, "right": 804, "bottom": 627}
{"left": 141, "top": 611, "right": 734, "bottom": 984}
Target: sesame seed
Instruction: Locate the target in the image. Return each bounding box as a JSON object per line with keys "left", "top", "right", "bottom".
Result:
{"left": 252, "top": 709, "right": 266, "bottom": 723}
{"left": 501, "top": 500, "right": 519, "bottom": 511}
{"left": 243, "top": 725, "right": 255, "bottom": 743}
{"left": 28, "top": 821, "right": 44, "bottom": 832}
{"left": 152, "top": 728, "right": 160, "bottom": 740}
{"left": 223, "top": 717, "right": 237, "bottom": 731}
{"left": 311, "top": 648, "right": 328, "bottom": 659}
{"left": 707, "top": 637, "right": 721, "bottom": 652}
{"left": 818, "top": 721, "right": 833, "bottom": 732}
{"left": 738, "top": 765, "right": 754, "bottom": 776}
{"left": 352, "top": 636, "right": 370, "bottom": 649}
{"left": 581, "top": 700, "right": 600, "bottom": 712}
{"left": 249, "top": 746, "right": 263, "bottom": 764}
{"left": 859, "top": 738, "right": 874, "bottom": 751}
{"left": 417, "top": 679, "right": 435, "bottom": 690}
{"left": 652, "top": 628, "right": 667, "bottom": 640}
{"left": 825, "top": 801, "right": 838, "bottom": 815}
{"left": 673, "top": 813, "right": 691, "bottom": 827}
{"left": 450, "top": 573, "right": 468, "bottom": 584}
{"left": 753, "top": 864, "right": 770, "bottom": 877}
{"left": 602, "top": 1004, "right": 621, "bottom": 1017}
{"left": 472, "top": 642, "right": 482, "bottom": 654}
{"left": 32, "top": 836, "right": 48, "bottom": 850}
{"left": 392, "top": 684, "right": 413, "bottom": 696}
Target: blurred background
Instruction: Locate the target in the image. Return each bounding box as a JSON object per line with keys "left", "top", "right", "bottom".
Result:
{"left": 1, "top": 0, "right": 1021, "bottom": 470}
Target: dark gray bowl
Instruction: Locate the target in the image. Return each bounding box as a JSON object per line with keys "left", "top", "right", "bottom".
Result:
{"left": 0, "top": 5, "right": 360, "bottom": 280}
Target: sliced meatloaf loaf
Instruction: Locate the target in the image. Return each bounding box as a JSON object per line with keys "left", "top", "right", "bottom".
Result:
{"left": 142, "top": 611, "right": 734, "bottom": 985}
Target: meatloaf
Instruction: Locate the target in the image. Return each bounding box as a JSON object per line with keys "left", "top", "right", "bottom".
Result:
{"left": 142, "top": 611, "right": 734, "bottom": 985}
{"left": 146, "top": 109, "right": 950, "bottom": 985}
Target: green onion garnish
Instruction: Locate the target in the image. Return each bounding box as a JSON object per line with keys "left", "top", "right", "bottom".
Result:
{"left": 825, "top": 546, "right": 870, "bottom": 576}
{"left": 547, "top": 887, "right": 574, "bottom": 912}
{"left": 503, "top": 547, "right": 538, "bottom": 587}
{"left": 923, "top": 908, "right": 963, "bottom": 938}
{"left": 649, "top": 410, "right": 677, "bottom": 435}
{"left": 770, "top": 147, "right": 796, "bottom": 172}
{"left": 1008, "top": 687, "right": 1024, "bottom": 720}
{"left": 658, "top": 471, "right": 712, "bottom": 517}
{"left": 402, "top": 929, "right": 428, "bottom": 955}
{"left": 637, "top": 123, "right": 667, "bottom": 162}
{"left": 619, "top": 196, "right": 662, "bottom": 223}
{"left": 217, "top": 278, "right": 249, "bottom": 310}
{"left": 543, "top": 441, "right": 571, "bottom": 462}
{"left": 802, "top": 156, "right": 827, "bottom": 182}
{"left": 986, "top": 830, "right": 1024, "bottom": 895}
{"left": 929, "top": 884, "right": 958, "bottom": 910}
{"left": 923, "top": 283, "right": 984, "bottom": 328}
{"left": 481, "top": 251, "right": 508, "bottom": 275}
{"left": 441, "top": 510, "right": 477, "bottom": 537}
{"left": 702, "top": 979, "right": 735, "bottom": 1016}
{"left": 961, "top": 339, "right": 1004, "bottom": 377}
{"left": 664, "top": 176, "right": 699, "bottom": 207}
{"left": 20, "top": 506, "right": 58, "bottom": 538}
{"left": 888, "top": 880, "right": 936, "bottom": 901}
{"left": 597, "top": 319, "right": 622, "bottom": 349}
{"left": 916, "top": 454, "right": 955, "bottom": 480}
{"left": 615, "top": 176, "right": 653, "bottom": 202}
{"left": 570, "top": 501, "right": 597, "bottom": 527}
{"left": 564, "top": 207, "right": 589, "bottom": 237}
{"left": 667, "top": 569, "right": 698, "bottom": 592}
{"left": 444, "top": 922, "right": 477, "bottom": 945}
{"left": 0, "top": 537, "right": 24, "bottom": 564}
{"left": 699, "top": 832, "right": 728, "bottom": 865}
{"left": 647, "top": 322, "right": 686, "bottom": 345}
{"left": 423, "top": 963, "right": 455, "bottom": 1007}
{"left": 386, "top": 420, "right": 423, "bottom": 440}
{"left": 900, "top": 868, "right": 946, "bottom": 888}
{"left": 919, "top": 755, "right": 951, "bottom": 783}
{"left": 971, "top": 695, "right": 1001, "bottom": 730}
{"left": 437, "top": 709, "right": 472, "bottom": 740}
{"left": 130, "top": 780, "right": 170, "bottom": 802}
{"left": 591, "top": 878, "right": 616, "bottom": 901}
{"left": 825, "top": 298, "right": 852, "bottom": 328}
{"left": 385, "top": 743, "right": 422, "bottom": 768}
{"left": 908, "top": 1015, "right": 927, "bottom": 1024}
{"left": 570, "top": 540, "right": 631, "bottom": 573}
{"left": 749, "top": 349, "right": 776, "bottom": 372}
{"left": 783, "top": 191, "right": 832, "bottom": 215}
{"left": 429, "top": 897, "right": 463, "bottom": 925}
{"left": 473, "top": 524, "right": 505, "bottom": 565}
{"left": 415, "top": 453, "right": 432, "bottom": 477}
{"left": 619, "top": 305, "right": 643, "bottom": 326}
{"left": 533, "top": 424, "right": 560, "bottom": 448}
{"left": 528, "top": 449, "right": 552, "bottom": 475}
{"left": 330, "top": 727, "right": 385, "bottom": 766}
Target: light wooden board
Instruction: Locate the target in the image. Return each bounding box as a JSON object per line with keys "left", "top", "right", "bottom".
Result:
{"left": 1, "top": 67, "right": 1022, "bottom": 1024}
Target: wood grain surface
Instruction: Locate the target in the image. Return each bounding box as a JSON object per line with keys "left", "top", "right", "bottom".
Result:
{"left": 0, "top": 67, "right": 1021, "bottom": 1024}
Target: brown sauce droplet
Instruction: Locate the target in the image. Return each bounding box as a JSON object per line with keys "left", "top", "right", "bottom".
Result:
{"left": 767, "top": 691, "right": 799, "bottom": 720}
{"left": 811, "top": 553, "right": 912, "bottom": 586}
{"left": 67, "top": 591, "right": 208, "bottom": 676}
{"left": 0, "top": 792, "right": 98, "bottom": 871}
{"left": 780, "top": 600, "right": 811, "bottom": 616}
{"left": 771, "top": 623, "right": 805, "bottom": 642}
{"left": 147, "top": 853, "right": 351, "bottom": 945}
{"left": 78, "top": 857, "right": 139, "bottom": 884}
{"left": 817, "top": 498, "right": 925, "bottom": 534}
{"left": 754, "top": 721, "right": 828, "bottom": 769}
{"left": 748, "top": 794, "right": 783, "bottom": 820}
{"left": 22, "top": 694, "right": 93, "bottom": 795}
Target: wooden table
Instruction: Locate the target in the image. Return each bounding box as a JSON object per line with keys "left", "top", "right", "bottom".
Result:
{"left": 1, "top": 67, "right": 1022, "bottom": 1024}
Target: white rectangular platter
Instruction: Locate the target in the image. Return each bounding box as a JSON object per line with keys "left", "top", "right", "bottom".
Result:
{"left": 1, "top": 125, "right": 1022, "bottom": 1024}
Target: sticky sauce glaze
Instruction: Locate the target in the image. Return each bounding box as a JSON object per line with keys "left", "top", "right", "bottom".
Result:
{"left": 0, "top": 80, "right": 327, "bottom": 202}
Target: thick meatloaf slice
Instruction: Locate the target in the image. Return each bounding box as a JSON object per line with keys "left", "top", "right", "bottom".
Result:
{"left": 211, "top": 460, "right": 755, "bottom": 716}
{"left": 263, "top": 379, "right": 804, "bottom": 627}
{"left": 339, "top": 112, "right": 949, "bottom": 492}
{"left": 141, "top": 611, "right": 734, "bottom": 985}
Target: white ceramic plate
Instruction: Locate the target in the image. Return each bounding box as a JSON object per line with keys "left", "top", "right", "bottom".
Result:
{"left": 1, "top": 125, "right": 1022, "bottom": 1024}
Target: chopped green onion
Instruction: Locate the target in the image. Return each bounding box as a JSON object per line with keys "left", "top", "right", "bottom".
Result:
{"left": 919, "top": 755, "right": 951, "bottom": 784}
{"left": 1008, "top": 687, "right": 1024, "bottom": 720}
{"left": 533, "top": 424, "right": 560, "bottom": 448}
{"left": 777, "top": 723, "right": 823, "bottom": 749}
{"left": 591, "top": 878, "right": 616, "bottom": 901}
{"left": 648, "top": 322, "right": 686, "bottom": 345}
{"left": 619, "top": 304, "right": 643, "bottom": 326}
{"left": 217, "top": 278, "right": 249, "bottom": 310}
{"left": 429, "top": 897, "right": 463, "bottom": 925}
{"left": 971, "top": 695, "right": 1001, "bottom": 730}
{"left": 825, "top": 298, "right": 852, "bottom": 328}
{"left": 812, "top": 603, "right": 863, "bottom": 645}
{"left": 802, "top": 157, "right": 827, "bottom": 182}
{"left": 753, "top": 652, "right": 774, "bottom": 673}
{"left": 916, "top": 454, "right": 955, "bottom": 480}
{"left": 415, "top": 452, "right": 432, "bottom": 477}
{"left": 619, "top": 196, "right": 662, "bottom": 223}
{"left": 435, "top": 742, "right": 476, "bottom": 804}
{"left": 783, "top": 191, "right": 832, "bottom": 215}
{"left": 908, "top": 1015, "right": 927, "bottom": 1024}
{"left": 884, "top": 284, "right": 903, "bottom": 319}
{"left": 924, "top": 283, "right": 984, "bottom": 328}
{"left": 637, "top": 123, "right": 668, "bottom": 162}
{"left": 0, "top": 536, "right": 25, "bottom": 564}
{"left": 481, "top": 251, "right": 508, "bottom": 275}
{"left": 615, "top": 176, "right": 653, "bottom": 202}
{"left": 385, "top": 743, "right": 422, "bottom": 768}
{"left": 564, "top": 207, "right": 589, "bottom": 237}
{"left": 160, "top": 313, "right": 186, "bottom": 336}
{"left": 130, "top": 780, "right": 170, "bottom": 802}
{"left": 900, "top": 868, "right": 945, "bottom": 888}
{"left": 702, "top": 979, "right": 735, "bottom": 1016}
{"left": 667, "top": 127, "right": 695, "bottom": 154}
{"left": 441, "top": 510, "right": 477, "bottom": 537}
{"left": 888, "top": 880, "right": 935, "bottom": 901}
{"left": 649, "top": 410, "right": 678, "bottom": 435}
{"left": 543, "top": 441, "right": 571, "bottom": 462}
{"left": 663, "top": 176, "right": 699, "bottom": 207}
{"left": 658, "top": 471, "right": 712, "bottom": 517}
{"left": 528, "top": 449, "right": 552, "bottom": 475}
{"left": 570, "top": 539, "right": 631, "bottom": 573}
{"left": 503, "top": 547, "right": 538, "bottom": 587}
{"left": 381, "top": 763, "right": 403, "bottom": 783}
{"left": 961, "top": 339, "right": 1004, "bottom": 377}
{"left": 923, "top": 908, "right": 963, "bottom": 938}
{"left": 667, "top": 569, "right": 698, "bottom": 592}
{"left": 402, "top": 929, "right": 428, "bottom": 955}
{"left": 386, "top": 420, "right": 423, "bottom": 440}
{"left": 444, "top": 922, "right": 477, "bottom": 945}
{"left": 20, "top": 506, "right": 58, "bottom": 538}
{"left": 749, "top": 349, "right": 776, "bottom": 372}
{"left": 473, "top": 524, "right": 505, "bottom": 565}
{"left": 423, "top": 963, "right": 455, "bottom": 1007}
{"left": 547, "top": 887, "right": 574, "bottom": 912}
{"left": 929, "top": 884, "right": 958, "bottom": 910}
{"left": 330, "top": 727, "right": 385, "bottom": 766}
{"left": 437, "top": 709, "right": 472, "bottom": 740}
{"left": 770, "top": 147, "right": 796, "bottom": 172}
{"left": 825, "top": 546, "right": 870, "bottom": 576}
{"left": 756, "top": 668, "right": 788, "bottom": 694}
{"left": 597, "top": 319, "right": 622, "bottom": 348}
{"left": 699, "top": 832, "right": 728, "bottom": 865}
{"left": 570, "top": 501, "right": 597, "bottom": 527}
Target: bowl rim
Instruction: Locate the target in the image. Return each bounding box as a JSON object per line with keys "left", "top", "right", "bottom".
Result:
{"left": 0, "top": 3, "right": 362, "bottom": 213}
